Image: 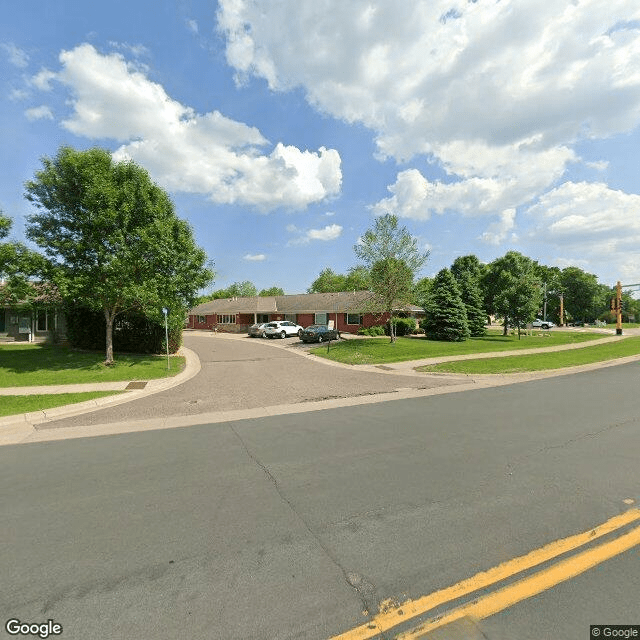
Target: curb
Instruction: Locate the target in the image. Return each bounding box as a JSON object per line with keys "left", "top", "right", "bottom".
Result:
{"left": 0, "top": 347, "right": 201, "bottom": 433}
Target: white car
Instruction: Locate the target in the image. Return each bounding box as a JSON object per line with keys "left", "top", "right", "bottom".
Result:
{"left": 532, "top": 318, "right": 555, "bottom": 329}
{"left": 263, "top": 320, "right": 303, "bottom": 339}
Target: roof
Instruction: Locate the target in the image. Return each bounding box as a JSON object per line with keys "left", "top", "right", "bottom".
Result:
{"left": 190, "top": 291, "right": 424, "bottom": 315}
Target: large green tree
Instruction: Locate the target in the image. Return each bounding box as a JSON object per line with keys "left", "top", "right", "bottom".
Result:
{"left": 483, "top": 251, "right": 542, "bottom": 338}
{"left": 451, "top": 255, "right": 486, "bottom": 336}
{"left": 307, "top": 267, "right": 348, "bottom": 293}
{"left": 25, "top": 146, "right": 213, "bottom": 364}
{"left": 560, "top": 267, "right": 604, "bottom": 323}
{"left": 259, "top": 286, "right": 285, "bottom": 297}
{"left": 307, "top": 266, "right": 372, "bottom": 293}
{"left": 0, "top": 210, "right": 48, "bottom": 306}
{"left": 354, "top": 214, "right": 429, "bottom": 342}
{"left": 423, "top": 268, "right": 469, "bottom": 342}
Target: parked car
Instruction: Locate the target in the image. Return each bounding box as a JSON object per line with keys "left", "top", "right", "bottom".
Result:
{"left": 300, "top": 324, "right": 341, "bottom": 343}
{"left": 248, "top": 322, "right": 270, "bottom": 338}
{"left": 532, "top": 318, "right": 555, "bottom": 329}
{"left": 263, "top": 320, "right": 303, "bottom": 339}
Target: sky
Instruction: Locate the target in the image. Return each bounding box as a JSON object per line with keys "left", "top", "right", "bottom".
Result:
{"left": 2, "top": 0, "right": 640, "bottom": 294}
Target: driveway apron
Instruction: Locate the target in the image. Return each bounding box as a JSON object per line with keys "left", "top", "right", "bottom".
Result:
{"left": 36, "top": 334, "right": 467, "bottom": 430}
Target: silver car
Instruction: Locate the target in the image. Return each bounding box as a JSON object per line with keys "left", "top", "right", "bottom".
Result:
{"left": 248, "top": 322, "right": 269, "bottom": 337}
{"left": 263, "top": 321, "right": 303, "bottom": 339}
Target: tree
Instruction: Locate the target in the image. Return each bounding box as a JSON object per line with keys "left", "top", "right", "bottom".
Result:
{"left": 227, "top": 281, "right": 257, "bottom": 297}
{"left": 344, "top": 265, "right": 371, "bottom": 291}
{"left": 0, "top": 210, "right": 48, "bottom": 306}
{"left": 450, "top": 255, "right": 486, "bottom": 336}
{"left": 423, "top": 268, "right": 469, "bottom": 341}
{"left": 307, "top": 267, "right": 347, "bottom": 293}
{"left": 483, "top": 251, "right": 541, "bottom": 338}
{"left": 259, "top": 286, "right": 285, "bottom": 296}
{"left": 354, "top": 214, "right": 429, "bottom": 342}
{"left": 412, "top": 276, "right": 432, "bottom": 307}
{"left": 560, "top": 267, "right": 603, "bottom": 323}
{"left": 25, "top": 146, "right": 213, "bottom": 364}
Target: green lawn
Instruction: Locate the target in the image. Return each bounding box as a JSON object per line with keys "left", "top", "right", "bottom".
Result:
{"left": 311, "top": 330, "right": 607, "bottom": 365}
{"left": 0, "top": 392, "right": 123, "bottom": 418}
{"left": 0, "top": 344, "right": 185, "bottom": 387}
{"left": 416, "top": 337, "right": 640, "bottom": 374}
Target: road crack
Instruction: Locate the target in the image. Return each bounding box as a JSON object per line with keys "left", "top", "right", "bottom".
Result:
{"left": 506, "top": 415, "right": 640, "bottom": 475}
{"left": 227, "top": 423, "right": 384, "bottom": 629}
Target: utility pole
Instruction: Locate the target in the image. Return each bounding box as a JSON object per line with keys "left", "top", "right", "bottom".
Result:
{"left": 543, "top": 282, "right": 547, "bottom": 322}
{"left": 559, "top": 293, "right": 564, "bottom": 327}
{"left": 616, "top": 281, "right": 623, "bottom": 336}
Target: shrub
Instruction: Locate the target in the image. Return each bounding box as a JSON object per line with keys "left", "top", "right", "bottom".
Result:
{"left": 64, "top": 305, "right": 183, "bottom": 354}
{"left": 387, "top": 317, "right": 417, "bottom": 337}
{"left": 358, "top": 325, "right": 386, "bottom": 336}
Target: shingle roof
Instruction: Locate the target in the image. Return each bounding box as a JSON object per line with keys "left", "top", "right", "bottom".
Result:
{"left": 190, "top": 291, "right": 423, "bottom": 315}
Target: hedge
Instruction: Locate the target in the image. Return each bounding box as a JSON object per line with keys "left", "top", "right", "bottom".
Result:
{"left": 64, "top": 306, "right": 183, "bottom": 354}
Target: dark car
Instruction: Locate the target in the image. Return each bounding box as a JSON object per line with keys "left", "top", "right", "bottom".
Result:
{"left": 300, "top": 324, "right": 341, "bottom": 343}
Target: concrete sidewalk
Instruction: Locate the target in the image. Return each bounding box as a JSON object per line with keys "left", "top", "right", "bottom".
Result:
{"left": 0, "top": 346, "right": 200, "bottom": 427}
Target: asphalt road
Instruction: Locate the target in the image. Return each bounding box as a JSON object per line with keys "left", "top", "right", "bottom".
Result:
{"left": 2, "top": 360, "right": 639, "bottom": 639}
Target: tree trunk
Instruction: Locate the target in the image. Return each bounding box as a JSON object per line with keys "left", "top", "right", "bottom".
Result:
{"left": 104, "top": 308, "right": 115, "bottom": 365}
{"left": 503, "top": 317, "right": 508, "bottom": 336}
{"left": 389, "top": 313, "right": 396, "bottom": 343}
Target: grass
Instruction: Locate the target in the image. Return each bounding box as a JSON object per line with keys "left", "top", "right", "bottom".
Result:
{"left": 416, "top": 337, "right": 640, "bottom": 374}
{"left": 310, "top": 330, "right": 607, "bottom": 365}
{"left": 0, "top": 392, "right": 123, "bottom": 418}
{"left": 0, "top": 344, "right": 185, "bottom": 387}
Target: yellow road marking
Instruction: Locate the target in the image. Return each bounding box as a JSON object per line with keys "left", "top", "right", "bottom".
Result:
{"left": 398, "top": 523, "right": 640, "bottom": 638}
{"left": 330, "top": 509, "right": 640, "bottom": 640}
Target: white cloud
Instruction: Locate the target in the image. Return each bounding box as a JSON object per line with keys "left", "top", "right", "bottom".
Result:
{"left": 479, "top": 209, "right": 517, "bottom": 245}
{"left": 288, "top": 223, "right": 343, "bottom": 245}
{"left": 525, "top": 181, "right": 640, "bottom": 280}
{"left": 218, "top": 1, "right": 640, "bottom": 159}
{"left": 2, "top": 42, "right": 29, "bottom": 68}
{"left": 24, "top": 105, "right": 54, "bottom": 121}
{"left": 31, "top": 68, "right": 56, "bottom": 91}
{"left": 218, "top": 0, "right": 640, "bottom": 241}
{"left": 243, "top": 253, "right": 266, "bottom": 261}
{"left": 187, "top": 19, "right": 199, "bottom": 34}
{"left": 52, "top": 44, "right": 341, "bottom": 210}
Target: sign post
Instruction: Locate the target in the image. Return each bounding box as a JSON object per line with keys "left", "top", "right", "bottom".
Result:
{"left": 162, "top": 308, "right": 170, "bottom": 370}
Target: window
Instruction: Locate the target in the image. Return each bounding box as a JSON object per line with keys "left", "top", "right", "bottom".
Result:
{"left": 315, "top": 312, "right": 328, "bottom": 325}
{"left": 197, "top": 315, "right": 206, "bottom": 324}
{"left": 345, "top": 313, "right": 362, "bottom": 325}
{"left": 284, "top": 314, "right": 297, "bottom": 323}
{"left": 257, "top": 314, "right": 269, "bottom": 323}
{"left": 219, "top": 314, "right": 236, "bottom": 324}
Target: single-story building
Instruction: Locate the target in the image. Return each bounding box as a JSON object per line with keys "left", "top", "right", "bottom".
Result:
{"left": 0, "top": 282, "right": 66, "bottom": 342}
{"left": 187, "top": 291, "right": 425, "bottom": 334}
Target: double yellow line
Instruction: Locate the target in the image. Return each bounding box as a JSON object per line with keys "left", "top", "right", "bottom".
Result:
{"left": 331, "top": 508, "right": 640, "bottom": 640}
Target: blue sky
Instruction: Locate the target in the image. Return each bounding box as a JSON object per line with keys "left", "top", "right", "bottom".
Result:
{"left": 2, "top": 1, "right": 640, "bottom": 294}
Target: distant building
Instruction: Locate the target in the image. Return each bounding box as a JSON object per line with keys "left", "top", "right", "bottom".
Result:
{"left": 0, "top": 282, "right": 66, "bottom": 342}
{"left": 187, "top": 291, "right": 424, "bottom": 333}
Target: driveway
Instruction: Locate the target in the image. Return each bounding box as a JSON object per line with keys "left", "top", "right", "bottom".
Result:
{"left": 36, "top": 332, "right": 468, "bottom": 431}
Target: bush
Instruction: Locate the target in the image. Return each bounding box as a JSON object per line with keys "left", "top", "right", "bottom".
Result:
{"left": 64, "top": 306, "right": 183, "bottom": 354}
{"left": 387, "top": 317, "right": 417, "bottom": 337}
{"left": 358, "top": 325, "right": 386, "bottom": 336}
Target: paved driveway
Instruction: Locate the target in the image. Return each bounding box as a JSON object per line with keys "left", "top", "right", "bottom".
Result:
{"left": 38, "top": 332, "right": 467, "bottom": 430}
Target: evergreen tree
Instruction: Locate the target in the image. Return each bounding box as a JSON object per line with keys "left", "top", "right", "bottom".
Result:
{"left": 450, "top": 257, "right": 486, "bottom": 337}
{"left": 423, "top": 268, "right": 469, "bottom": 341}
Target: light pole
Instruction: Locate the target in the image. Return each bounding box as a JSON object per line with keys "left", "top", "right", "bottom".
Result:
{"left": 162, "top": 307, "right": 170, "bottom": 370}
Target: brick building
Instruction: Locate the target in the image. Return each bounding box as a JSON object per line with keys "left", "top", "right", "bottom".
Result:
{"left": 187, "top": 291, "right": 424, "bottom": 334}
